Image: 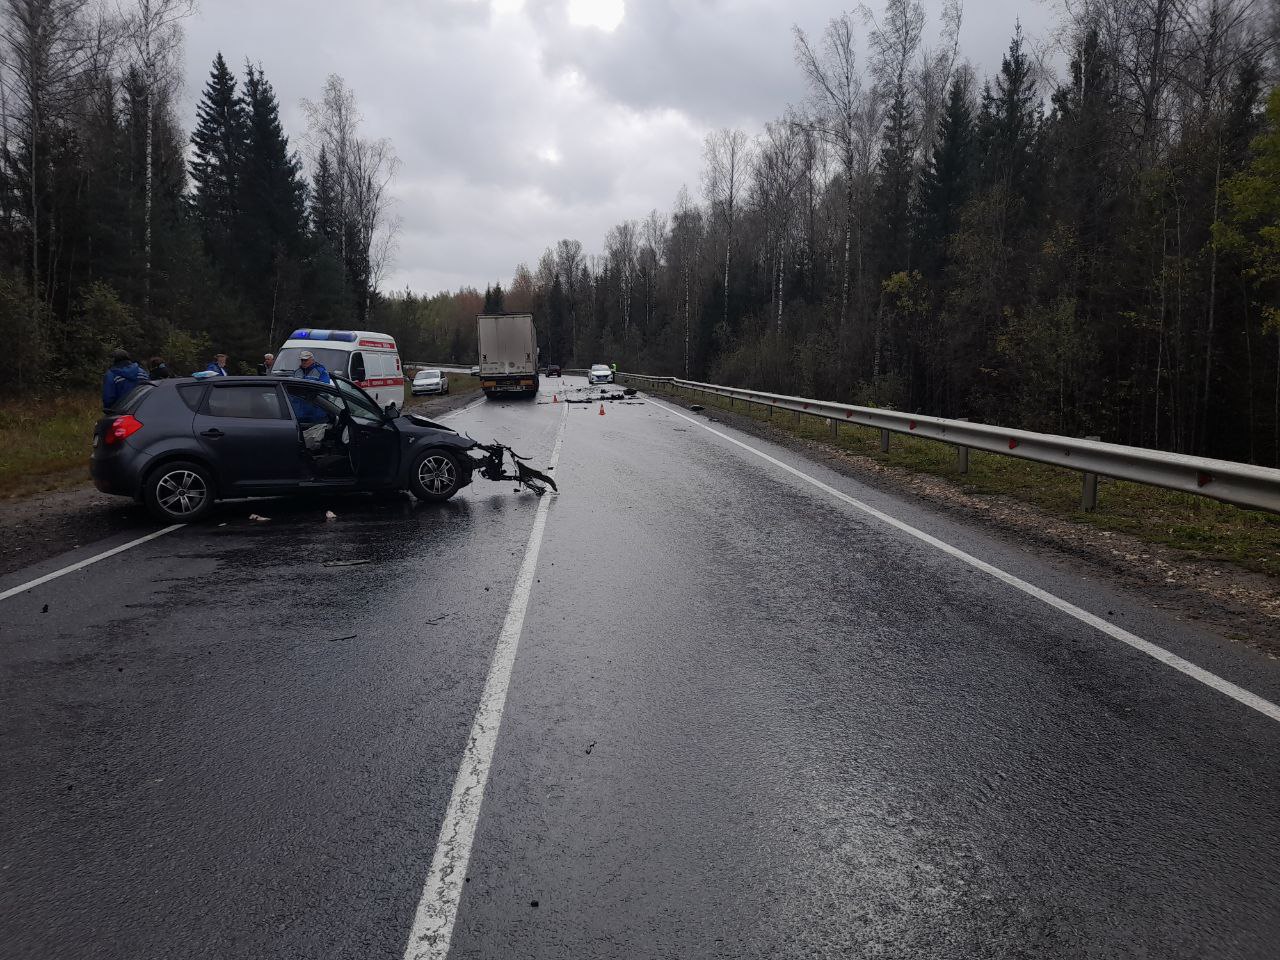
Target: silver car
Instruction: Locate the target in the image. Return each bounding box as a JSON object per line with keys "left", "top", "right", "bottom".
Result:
{"left": 412, "top": 368, "right": 449, "bottom": 395}
{"left": 588, "top": 364, "right": 613, "bottom": 384}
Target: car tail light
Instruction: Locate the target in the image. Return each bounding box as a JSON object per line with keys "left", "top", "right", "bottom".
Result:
{"left": 104, "top": 414, "right": 143, "bottom": 446}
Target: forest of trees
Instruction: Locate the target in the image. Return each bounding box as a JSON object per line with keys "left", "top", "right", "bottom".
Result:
{"left": 0, "top": 0, "right": 397, "bottom": 389}
{"left": 479, "top": 0, "right": 1280, "bottom": 465}
{"left": 2, "top": 0, "right": 1278, "bottom": 466}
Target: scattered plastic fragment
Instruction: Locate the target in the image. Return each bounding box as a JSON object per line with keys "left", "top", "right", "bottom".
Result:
{"left": 585, "top": 742, "right": 595, "bottom": 755}
{"left": 328, "top": 634, "right": 357, "bottom": 642}
{"left": 324, "top": 558, "right": 372, "bottom": 567}
{"left": 42, "top": 604, "right": 49, "bottom": 614}
{"left": 248, "top": 513, "right": 270, "bottom": 522}
{"left": 690, "top": 404, "right": 704, "bottom": 412}
{"left": 325, "top": 510, "right": 337, "bottom": 521}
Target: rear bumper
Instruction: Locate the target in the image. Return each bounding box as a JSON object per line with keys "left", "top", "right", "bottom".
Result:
{"left": 90, "top": 445, "right": 152, "bottom": 498}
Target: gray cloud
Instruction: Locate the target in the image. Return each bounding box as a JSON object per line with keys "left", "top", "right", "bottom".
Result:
{"left": 181, "top": 0, "right": 1058, "bottom": 296}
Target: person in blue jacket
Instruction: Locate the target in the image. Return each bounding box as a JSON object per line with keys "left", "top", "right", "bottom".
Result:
{"left": 205, "top": 353, "right": 229, "bottom": 376}
{"left": 102, "top": 350, "right": 149, "bottom": 412}
{"left": 292, "top": 350, "right": 331, "bottom": 384}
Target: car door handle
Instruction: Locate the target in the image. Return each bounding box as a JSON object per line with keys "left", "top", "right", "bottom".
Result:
{"left": 200, "top": 429, "right": 225, "bottom": 439}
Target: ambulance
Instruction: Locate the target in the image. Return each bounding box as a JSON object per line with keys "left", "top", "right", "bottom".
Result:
{"left": 272, "top": 329, "right": 405, "bottom": 409}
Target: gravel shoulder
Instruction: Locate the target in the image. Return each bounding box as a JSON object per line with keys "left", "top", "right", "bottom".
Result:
{"left": 660, "top": 392, "right": 1280, "bottom": 658}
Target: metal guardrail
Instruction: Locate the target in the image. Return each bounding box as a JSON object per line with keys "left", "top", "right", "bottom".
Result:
{"left": 620, "top": 373, "right": 1280, "bottom": 515}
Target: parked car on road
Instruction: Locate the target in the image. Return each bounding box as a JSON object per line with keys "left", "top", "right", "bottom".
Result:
{"left": 412, "top": 369, "right": 449, "bottom": 396}
{"left": 91, "top": 376, "right": 478, "bottom": 522}
{"left": 589, "top": 364, "right": 613, "bottom": 384}
{"left": 547, "top": 364, "right": 562, "bottom": 377}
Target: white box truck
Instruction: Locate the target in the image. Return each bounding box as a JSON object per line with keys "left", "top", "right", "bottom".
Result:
{"left": 477, "top": 313, "right": 539, "bottom": 399}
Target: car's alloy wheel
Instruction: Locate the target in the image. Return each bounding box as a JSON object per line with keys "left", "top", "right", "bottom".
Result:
{"left": 144, "top": 460, "right": 215, "bottom": 522}
{"left": 411, "top": 450, "right": 462, "bottom": 502}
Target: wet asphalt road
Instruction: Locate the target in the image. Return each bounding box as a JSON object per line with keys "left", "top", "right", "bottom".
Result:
{"left": 3, "top": 376, "right": 1280, "bottom": 959}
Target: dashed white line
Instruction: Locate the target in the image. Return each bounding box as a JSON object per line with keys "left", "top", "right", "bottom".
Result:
{"left": 401, "top": 402, "right": 568, "bottom": 960}
{"left": 649, "top": 398, "right": 1280, "bottom": 725}
{"left": 0, "top": 524, "right": 184, "bottom": 603}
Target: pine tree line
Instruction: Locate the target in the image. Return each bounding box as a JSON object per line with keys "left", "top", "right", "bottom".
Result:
{"left": 0, "top": 0, "right": 397, "bottom": 387}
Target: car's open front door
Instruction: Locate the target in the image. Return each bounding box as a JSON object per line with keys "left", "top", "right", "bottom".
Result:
{"left": 333, "top": 376, "right": 400, "bottom": 484}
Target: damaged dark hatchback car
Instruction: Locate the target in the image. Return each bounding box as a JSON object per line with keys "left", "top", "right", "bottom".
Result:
{"left": 91, "top": 375, "right": 489, "bottom": 522}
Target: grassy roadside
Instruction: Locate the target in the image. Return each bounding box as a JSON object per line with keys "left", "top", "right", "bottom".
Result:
{"left": 0, "top": 392, "right": 101, "bottom": 499}
{"left": 401, "top": 372, "right": 482, "bottom": 407}
{"left": 650, "top": 382, "right": 1280, "bottom": 578}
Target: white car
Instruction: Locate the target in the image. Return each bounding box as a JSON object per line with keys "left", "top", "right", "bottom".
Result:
{"left": 412, "top": 369, "right": 449, "bottom": 396}
{"left": 588, "top": 364, "right": 613, "bottom": 384}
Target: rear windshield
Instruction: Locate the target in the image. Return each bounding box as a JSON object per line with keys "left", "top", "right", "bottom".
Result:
{"left": 110, "top": 383, "right": 153, "bottom": 414}
{"left": 272, "top": 347, "right": 350, "bottom": 376}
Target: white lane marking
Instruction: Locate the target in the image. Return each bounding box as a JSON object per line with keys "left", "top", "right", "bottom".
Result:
{"left": 402, "top": 402, "right": 568, "bottom": 960}
{"left": 0, "top": 524, "right": 184, "bottom": 603}
{"left": 436, "top": 397, "right": 486, "bottom": 421}
{"left": 649, "top": 398, "right": 1280, "bottom": 725}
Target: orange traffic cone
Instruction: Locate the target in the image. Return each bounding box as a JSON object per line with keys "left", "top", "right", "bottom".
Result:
{"left": 598, "top": 403, "right": 606, "bottom": 416}
{"left": 553, "top": 393, "right": 559, "bottom": 403}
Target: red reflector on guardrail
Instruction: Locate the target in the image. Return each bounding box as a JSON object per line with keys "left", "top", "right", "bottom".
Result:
{"left": 1198, "top": 471, "right": 1213, "bottom": 487}
{"left": 1009, "top": 439, "right": 1019, "bottom": 449}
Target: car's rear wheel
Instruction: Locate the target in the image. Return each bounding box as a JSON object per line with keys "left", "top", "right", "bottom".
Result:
{"left": 144, "top": 460, "right": 215, "bottom": 523}
{"left": 410, "top": 449, "right": 463, "bottom": 502}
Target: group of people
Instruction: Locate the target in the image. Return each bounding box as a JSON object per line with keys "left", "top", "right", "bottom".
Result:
{"left": 102, "top": 348, "right": 332, "bottom": 412}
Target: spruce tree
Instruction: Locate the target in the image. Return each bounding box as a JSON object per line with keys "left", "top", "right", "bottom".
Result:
{"left": 976, "top": 26, "right": 1038, "bottom": 196}
{"left": 239, "top": 62, "right": 306, "bottom": 259}
{"left": 309, "top": 145, "right": 340, "bottom": 247}
{"left": 189, "top": 53, "right": 246, "bottom": 265}
{"left": 915, "top": 75, "right": 975, "bottom": 284}
{"left": 876, "top": 83, "right": 917, "bottom": 275}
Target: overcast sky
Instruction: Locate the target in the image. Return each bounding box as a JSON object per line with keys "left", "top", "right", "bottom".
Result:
{"left": 180, "top": 0, "right": 1058, "bottom": 296}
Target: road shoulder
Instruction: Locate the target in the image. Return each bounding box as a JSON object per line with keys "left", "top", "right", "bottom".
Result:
{"left": 648, "top": 391, "right": 1280, "bottom": 657}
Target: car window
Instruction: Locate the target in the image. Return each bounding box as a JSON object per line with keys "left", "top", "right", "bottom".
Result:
{"left": 350, "top": 351, "right": 366, "bottom": 382}
{"left": 177, "top": 383, "right": 206, "bottom": 411}
{"left": 202, "top": 384, "right": 287, "bottom": 419}
{"left": 333, "top": 377, "right": 386, "bottom": 425}
{"left": 283, "top": 382, "right": 342, "bottom": 422}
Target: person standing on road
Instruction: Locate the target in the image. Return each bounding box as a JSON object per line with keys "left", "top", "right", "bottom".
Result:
{"left": 292, "top": 350, "right": 331, "bottom": 384}
{"left": 148, "top": 356, "right": 172, "bottom": 380}
{"left": 102, "top": 350, "right": 150, "bottom": 412}
{"left": 205, "top": 353, "right": 229, "bottom": 376}
{"left": 258, "top": 353, "right": 275, "bottom": 375}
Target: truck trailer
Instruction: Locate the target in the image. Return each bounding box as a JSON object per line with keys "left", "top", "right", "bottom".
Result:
{"left": 477, "top": 313, "right": 539, "bottom": 399}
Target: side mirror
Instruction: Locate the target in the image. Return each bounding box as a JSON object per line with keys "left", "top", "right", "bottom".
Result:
{"left": 384, "top": 402, "right": 400, "bottom": 418}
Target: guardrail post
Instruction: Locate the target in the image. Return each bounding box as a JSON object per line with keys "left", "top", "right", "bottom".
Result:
{"left": 829, "top": 418, "right": 838, "bottom": 440}
{"left": 1081, "top": 435, "right": 1101, "bottom": 511}
{"left": 880, "top": 429, "right": 890, "bottom": 453}
{"left": 955, "top": 418, "right": 969, "bottom": 474}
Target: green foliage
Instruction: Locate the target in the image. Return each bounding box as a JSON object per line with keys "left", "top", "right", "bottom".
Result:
{"left": 1219, "top": 87, "right": 1280, "bottom": 331}
{"left": 56, "top": 283, "right": 141, "bottom": 388}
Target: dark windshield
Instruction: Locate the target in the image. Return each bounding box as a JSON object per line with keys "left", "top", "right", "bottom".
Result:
{"left": 272, "top": 347, "right": 349, "bottom": 376}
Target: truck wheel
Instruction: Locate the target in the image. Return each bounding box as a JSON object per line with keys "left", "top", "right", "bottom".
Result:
{"left": 144, "top": 460, "right": 215, "bottom": 523}
{"left": 410, "top": 449, "right": 463, "bottom": 502}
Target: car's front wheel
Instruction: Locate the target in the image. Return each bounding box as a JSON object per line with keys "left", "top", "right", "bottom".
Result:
{"left": 144, "top": 460, "right": 215, "bottom": 523}
{"left": 409, "top": 449, "right": 464, "bottom": 502}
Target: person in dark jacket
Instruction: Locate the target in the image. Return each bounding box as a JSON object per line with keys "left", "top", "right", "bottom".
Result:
{"left": 258, "top": 353, "right": 275, "bottom": 375}
{"left": 205, "top": 353, "right": 229, "bottom": 376}
{"left": 102, "top": 350, "right": 150, "bottom": 412}
{"left": 148, "top": 356, "right": 172, "bottom": 380}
